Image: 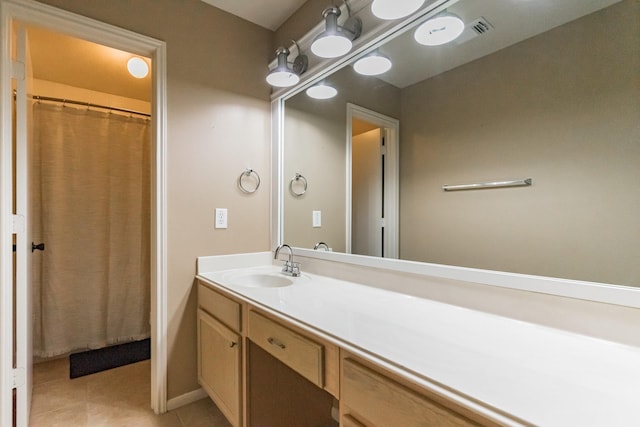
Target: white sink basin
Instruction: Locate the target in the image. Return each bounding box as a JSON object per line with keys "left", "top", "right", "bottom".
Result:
{"left": 220, "top": 266, "right": 309, "bottom": 288}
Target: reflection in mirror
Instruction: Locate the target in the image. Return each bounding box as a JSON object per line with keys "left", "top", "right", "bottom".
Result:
{"left": 282, "top": 0, "right": 639, "bottom": 287}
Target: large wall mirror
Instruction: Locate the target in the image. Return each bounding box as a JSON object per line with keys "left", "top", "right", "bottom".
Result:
{"left": 280, "top": 0, "right": 639, "bottom": 289}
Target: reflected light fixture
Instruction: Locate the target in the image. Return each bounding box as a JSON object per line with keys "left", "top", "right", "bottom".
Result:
{"left": 127, "top": 57, "right": 149, "bottom": 78}
{"left": 266, "top": 45, "right": 308, "bottom": 88}
{"left": 371, "top": 0, "right": 425, "bottom": 20}
{"left": 414, "top": 12, "right": 465, "bottom": 46}
{"left": 311, "top": 5, "right": 362, "bottom": 58}
{"left": 306, "top": 84, "right": 338, "bottom": 99}
{"left": 353, "top": 52, "right": 392, "bottom": 76}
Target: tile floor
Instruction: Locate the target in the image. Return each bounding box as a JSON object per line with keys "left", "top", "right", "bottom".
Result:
{"left": 29, "top": 358, "right": 231, "bottom": 427}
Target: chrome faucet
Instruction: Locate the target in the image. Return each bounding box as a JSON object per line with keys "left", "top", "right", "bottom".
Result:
{"left": 313, "top": 242, "right": 330, "bottom": 251}
{"left": 274, "top": 244, "right": 301, "bottom": 277}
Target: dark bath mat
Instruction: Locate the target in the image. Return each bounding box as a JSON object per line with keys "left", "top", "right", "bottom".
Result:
{"left": 69, "top": 338, "right": 150, "bottom": 379}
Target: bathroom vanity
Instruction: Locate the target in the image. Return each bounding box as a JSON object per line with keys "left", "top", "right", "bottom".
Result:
{"left": 195, "top": 253, "right": 639, "bottom": 427}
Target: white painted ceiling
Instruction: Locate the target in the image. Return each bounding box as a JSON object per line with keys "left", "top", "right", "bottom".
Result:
{"left": 377, "top": 0, "right": 623, "bottom": 88}
{"left": 199, "top": 0, "right": 308, "bottom": 30}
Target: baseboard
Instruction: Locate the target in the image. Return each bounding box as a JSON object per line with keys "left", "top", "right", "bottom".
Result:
{"left": 166, "top": 387, "right": 208, "bottom": 411}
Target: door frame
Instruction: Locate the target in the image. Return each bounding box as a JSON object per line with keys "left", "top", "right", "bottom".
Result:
{"left": 346, "top": 103, "right": 399, "bottom": 258}
{"left": 0, "top": 0, "right": 168, "bottom": 424}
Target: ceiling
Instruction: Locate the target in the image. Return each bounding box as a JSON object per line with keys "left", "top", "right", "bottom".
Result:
{"left": 199, "top": 0, "right": 307, "bottom": 30}
{"left": 377, "top": 0, "right": 622, "bottom": 88}
{"left": 27, "top": 27, "right": 152, "bottom": 102}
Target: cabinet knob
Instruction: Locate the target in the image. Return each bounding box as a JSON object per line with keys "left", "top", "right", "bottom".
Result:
{"left": 229, "top": 341, "right": 237, "bottom": 348}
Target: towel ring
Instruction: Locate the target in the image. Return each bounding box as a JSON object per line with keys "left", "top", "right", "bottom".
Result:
{"left": 238, "top": 169, "right": 261, "bottom": 193}
{"left": 289, "top": 173, "right": 307, "bottom": 197}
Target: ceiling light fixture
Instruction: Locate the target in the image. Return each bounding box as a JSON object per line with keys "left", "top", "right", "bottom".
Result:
{"left": 371, "top": 0, "right": 425, "bottom": 20}
{"left": 414, "top": 12, "right": 465, "bottom": 46}
{"left": 310, "top": 4, "right": 362, "bottom": 58}
{"left": 306, "top": 84, "right": 338, "bottom": 99}
{"left": 266, "top": 44, "right": 308, "bottom": 88}
{"left": 353, "top": 52, "right": 392, "bottom": 76}
{"left": 127, "top": 57, "right": 149, "bottom": 78}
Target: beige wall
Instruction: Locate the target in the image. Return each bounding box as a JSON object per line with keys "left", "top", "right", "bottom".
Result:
{"left": 273, "top": 0, "right": 327, "bottom": 50}
{"left": 400, "top": 1, "right": 639, "bottom": 286}
{"left": 35, "top": 0, "right": 273, "bottom": 399}
{"left": 283, "top": 107, "right": 346, "bottom": 252}
{"left": 283, "top": 65, "right": 401, "bottom": 251}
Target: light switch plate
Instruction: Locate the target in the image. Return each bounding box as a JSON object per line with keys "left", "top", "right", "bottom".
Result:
{"left": 312, "top": 210, "right": 321, "bottom": 228}
{"left": 215, "top": 208, "right": 228, "bottom": 229}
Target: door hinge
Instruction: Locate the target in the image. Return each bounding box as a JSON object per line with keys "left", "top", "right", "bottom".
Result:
{"left": 380, "top": 145, "right": 387, "bottom": 155}
{"left": 378, "top": 218, "right": 386, "bottom": 227}
{"left": 11, "top": 60, "right": 25, "bottom": 81}
{"left": 12, "top": 367, "right": 25, "bottom": 389}
{"left": 12, "top": 214, "right": 25, "bottom": 234}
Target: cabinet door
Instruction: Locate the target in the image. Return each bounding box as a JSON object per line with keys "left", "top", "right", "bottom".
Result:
{"left": 198, "top": 309, "right": 241, "bottom": 427}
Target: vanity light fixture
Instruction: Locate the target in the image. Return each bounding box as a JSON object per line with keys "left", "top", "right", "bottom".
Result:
{"left": 127, "top": 57, "right": 149, "bottom": 78}
{"left": 266, "top": 45, "right": 309, "bottom": 88}
{"left": 414, "top": 12, "right": 465, "bottom": 46}
{"left": 310, "top": 4, "right": 362, "bottom": 58}
{"left": 353, "top": 52, "right": 392, "bottom": 76}
{"left": 306, "top": 84, "right": 338, "bottom": 100}
{"left": 371, "top": 0, "right": 425, "bottom": 20}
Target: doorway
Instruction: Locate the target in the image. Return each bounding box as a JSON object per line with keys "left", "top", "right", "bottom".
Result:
{"left": 26, "top": 26, "right": 152, "bottom": 361}
{"left": 347, "top": 103, "right": 399, "bottom": 258}
{"left": 0, "top": 1, "right": 168, "bottom": 425}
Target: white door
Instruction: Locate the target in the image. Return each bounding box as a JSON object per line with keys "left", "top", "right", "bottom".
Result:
{"left": 347, "top": 104, "right": 399, "bottom": 259}
{"left": 352, "top": 128, "right": 384, "bottom": 257}
{"left": 14, "top": 23, "right": 34, "bottom": 427}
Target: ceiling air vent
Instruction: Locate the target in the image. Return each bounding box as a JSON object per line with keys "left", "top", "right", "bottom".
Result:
{"left": 455, "top": 16, "right": 493, "bottom": 44}
{"left": 470, "top": 17, "right": 493, "bottom": 35}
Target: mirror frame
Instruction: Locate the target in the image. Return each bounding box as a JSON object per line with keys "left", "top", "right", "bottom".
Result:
{"left": 270, "top": 0, "right": 640, "bottom": 309}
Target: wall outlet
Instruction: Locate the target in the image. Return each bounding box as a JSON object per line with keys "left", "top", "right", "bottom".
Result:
{"left": 312, "top": 210, "right": 321, "bottom": 228}
{"left": 215, "top": 208, "right": 228, "bottom": 229}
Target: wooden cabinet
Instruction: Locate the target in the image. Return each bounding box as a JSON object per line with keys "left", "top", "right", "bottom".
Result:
{"left": 197, "top": 282, "right": 243, "bottom": 427}
{"left": 341, "top": 357, "right": 493, "bottom": 427}
{"left": 197, "top": 279, "right": 495, "bottom": 427}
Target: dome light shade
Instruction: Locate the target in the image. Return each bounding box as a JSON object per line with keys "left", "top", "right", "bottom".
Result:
{"left": 371, "top": 0, "right": 425, "bottom": 20}
{"left": 311, "top": 34, "right": 353, "bottom": 58}
{"left": 353, "top": 53, "right": 392, "bottom": 76}
{"left": 266, "top": 70, "right": 300, "bottom": 88}
{"left": 127, "top": 57, "right": 149, "bottom": 78}
{"left": 306, "top": 84, "right": 338, "bottom": 99}
{"left": 414, "top": 13, "right": 465, "bottom": 46}
{"left": 311, "top": 6, "right": 362, "bottom": 59}
{"left": 266, "top": 46, "right": 308, "bottom": 88}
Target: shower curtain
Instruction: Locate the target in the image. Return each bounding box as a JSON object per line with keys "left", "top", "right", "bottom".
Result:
{"left": 31, "top": 102, "right": 151, "bottom": 358}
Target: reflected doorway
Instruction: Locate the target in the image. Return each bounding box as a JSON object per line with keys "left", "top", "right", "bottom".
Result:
{"left": 347, "top": 104, "right": 399, "bottom": 258}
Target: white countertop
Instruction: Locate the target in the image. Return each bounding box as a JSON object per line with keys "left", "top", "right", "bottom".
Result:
{"left": 196, "top": 261, "right": 640, "bottom": 427}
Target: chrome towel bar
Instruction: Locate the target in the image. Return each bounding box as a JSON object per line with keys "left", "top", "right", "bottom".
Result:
{"left": 443, "top": 178, "right": 532, "bottom": 192}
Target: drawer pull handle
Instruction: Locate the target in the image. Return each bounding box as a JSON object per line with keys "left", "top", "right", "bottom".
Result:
{"left": 229, "top": 341, "right": 237, "bottom": 348}
{"left": 267, "top": 337, "right": 286, "bottom": 350}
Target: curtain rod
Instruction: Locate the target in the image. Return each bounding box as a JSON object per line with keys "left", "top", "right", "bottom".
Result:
{"left": 30, "top": 94, "right": 150, "bottom": 118}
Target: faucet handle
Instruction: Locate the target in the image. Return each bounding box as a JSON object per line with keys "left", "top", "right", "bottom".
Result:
{"left": 281, "top": 260, "right": 291, "bottom": 274}
{"left": 290, "top": 262, "right": 301, "bottom": 277}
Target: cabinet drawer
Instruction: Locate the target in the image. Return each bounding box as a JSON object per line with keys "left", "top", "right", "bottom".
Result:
{"left": 248, "top": 310, "right": 324, "bottom": 388}
{"left": 198, "top": 282, "right": 241, "bottom": 332}
{"left": 342, "top": 358, "right": 479, "bottom": 427}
